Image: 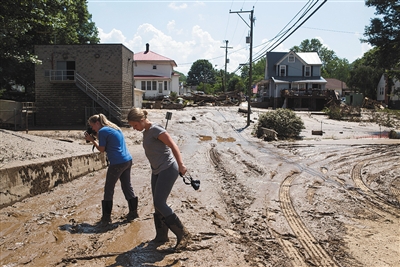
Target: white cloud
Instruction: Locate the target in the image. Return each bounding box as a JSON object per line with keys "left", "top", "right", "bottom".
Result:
{"left": 359, "top": 43, "right": 373, "bottom": 60}
{"left": 169, "top": 2, "right": 187, "bottom": 10}
{"left": 167, "top": 20, "right": 183, "bottom": 35}
{"left": 315, "top": 36, "right": 331, "bottom": 50}
{"left": 98, "top": 28, "right": 126, "bottom": 43}
{"left": 98, "top": 23, "right": 249, "bottom": 75}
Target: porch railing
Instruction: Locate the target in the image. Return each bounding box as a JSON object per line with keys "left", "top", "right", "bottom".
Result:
{"left": 47, "top": 70, "right": 75, "bottom": 81}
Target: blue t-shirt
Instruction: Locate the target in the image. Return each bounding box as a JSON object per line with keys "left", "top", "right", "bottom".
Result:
{"left": 98, "top": 126, "right": 132, "bottom": 165}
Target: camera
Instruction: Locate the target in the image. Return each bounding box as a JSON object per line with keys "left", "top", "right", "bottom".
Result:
{"left": 190, "top": 179, "right": 200, "bottom": 190}
{"left": 180, "top": 173, "right": 200, "bottom": 191}
{"left": 85, "top": 127, "right": 96, "bottom": 143}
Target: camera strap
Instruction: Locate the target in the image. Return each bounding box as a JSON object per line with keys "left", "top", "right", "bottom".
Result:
{"left": 179, "top": 172, "right": 200, "bottom": 190}
{"left": 180, "top": 172, "right": 192, "bottom": 185}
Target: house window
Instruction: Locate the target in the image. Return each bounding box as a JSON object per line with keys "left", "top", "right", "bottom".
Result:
{"left": 158, "top": 82, "right": 163, "bottom": 93}
{"left": 146, "top": 81, "right": 152, "bottom": 90}
{"left": 141, "top": 81, "right": 146, "bottom": 90}
{"left": 164, "top": 81, "right": 168, "bottom": 90}
{"left": 152, "top": 81, "right": 157, "bottom": 90}
{"left": 279, "top": 65, "right": 286, "bottom": 77}
{"left": 153, "top": 65, "right": 157, "bottom": 69}
{"left": 54, "top": 61, "right": 75, "bottom": 80}
{"left": 305, "top": 66, "right": 311, "bottom": 77}
{"left": 288, "top": 55, "right": 295, "bottom": 63}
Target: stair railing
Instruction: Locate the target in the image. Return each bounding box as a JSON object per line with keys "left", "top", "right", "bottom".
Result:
{"left": 75, "top": 73, "right": 121, "bottom": 121}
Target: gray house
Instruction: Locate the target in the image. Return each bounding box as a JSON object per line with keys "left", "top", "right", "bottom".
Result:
{"left": 258, "top": 51, "right": 331, "bottom": 110}
{"left": 34, "top": 44, "right": 143, "bottom": 127}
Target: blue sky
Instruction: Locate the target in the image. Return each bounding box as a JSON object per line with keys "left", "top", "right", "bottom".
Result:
{"left": 87, "top": 0, "right": 376, "bottom": 75}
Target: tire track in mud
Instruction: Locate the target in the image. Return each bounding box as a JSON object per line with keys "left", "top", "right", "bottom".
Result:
{"left": 280, "top": 172, "right": 339, "bottom": 267}
{"left": 351, "top": 159, "right": 400, "bottom": 217}
{"left": 211, "top": 108, "right": 341, "bottom": 266}
{"left": 208, "top": 145, "right": 290, "bottom": 266}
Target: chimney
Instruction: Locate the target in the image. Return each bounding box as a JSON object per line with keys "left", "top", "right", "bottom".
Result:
{"left": 144, "top": 43, "right": 149, "bottom": 54}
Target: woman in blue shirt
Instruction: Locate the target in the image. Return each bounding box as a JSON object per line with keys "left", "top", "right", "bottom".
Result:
{"left": 127, "top": 108, "right": 190, "bottom": 251}
{"left": 85, "top": 113, "right": 138, "bottom": 225}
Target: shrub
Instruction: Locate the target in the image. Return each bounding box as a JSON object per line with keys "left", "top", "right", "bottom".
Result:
{"left": 254, "top": 108, "right": 305, "bottom": 139}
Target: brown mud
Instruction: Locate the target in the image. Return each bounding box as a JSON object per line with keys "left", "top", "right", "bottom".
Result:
{"left": 1, "top": 106, "right": 399, "bottom": 267}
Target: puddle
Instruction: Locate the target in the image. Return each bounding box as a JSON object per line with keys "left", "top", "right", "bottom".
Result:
{"left": 199, "top": 135, "right": 212, "bottom": 141}
{"left": 198, "top": 135, "right": 236, "bottom": 142}
{"left": 217, "top": 136, "right": 236, "bottom": 142}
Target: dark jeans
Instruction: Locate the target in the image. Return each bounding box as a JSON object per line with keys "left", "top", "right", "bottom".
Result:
{"left": 103, "top": 160, "right": 135, "bottom": 201}
{"left": 151, "top": 162, "right": 178, "bottom": 217}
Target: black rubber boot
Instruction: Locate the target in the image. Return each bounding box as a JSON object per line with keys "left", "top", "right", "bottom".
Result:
{"left": 152, "top": 213, "right": 169, "bottom": 243}
{"left": 100, "top": 200, "right": 112, "bottom": 225}
{"left": 164, "top": 213, "right": 190, "bottom": 250}
{"left": 126, "top": 197, "right": 139, "bottom": 221}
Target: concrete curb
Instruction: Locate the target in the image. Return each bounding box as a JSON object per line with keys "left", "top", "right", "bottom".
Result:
{"left": 0, "top": 152, "right": 107, "bottom": 208}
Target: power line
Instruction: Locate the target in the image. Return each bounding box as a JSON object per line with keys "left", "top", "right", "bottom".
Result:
{"left": 302, "top": 26, "right": 361, "bottom": 35}
{"left": 252, "top": 0, "right": 318, "bottom": 62}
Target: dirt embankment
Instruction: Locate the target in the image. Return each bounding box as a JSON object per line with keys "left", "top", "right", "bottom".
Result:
{"left": 0, "top": 107, "right": 399, "bottom": 267}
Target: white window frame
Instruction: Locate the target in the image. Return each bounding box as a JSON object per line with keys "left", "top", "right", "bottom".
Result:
{"left": 305, "top": 66, "right": 311, "bottom": 77}
{"left": 288, "top": 55, "right": 295, "bottom": 63}
{"left": 279, "top": 65, "right": 286, "bottom": 77}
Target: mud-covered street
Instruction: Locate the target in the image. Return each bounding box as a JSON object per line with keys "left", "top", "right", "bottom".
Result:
{"left": 1, "top": 106, "right": 399, "bottom": 267}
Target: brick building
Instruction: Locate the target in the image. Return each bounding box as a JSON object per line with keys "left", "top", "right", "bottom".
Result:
{"left": 34, "top": 44, "right": 142, "bottom": 126}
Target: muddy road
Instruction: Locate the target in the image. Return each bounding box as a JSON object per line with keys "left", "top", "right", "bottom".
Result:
{"left": 1, "top": 106, "right": 399, "bottom": 267}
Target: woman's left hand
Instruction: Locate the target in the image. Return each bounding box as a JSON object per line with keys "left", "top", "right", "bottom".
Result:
{"left": 179, "top": 164, "right": 187, "bottom": 176}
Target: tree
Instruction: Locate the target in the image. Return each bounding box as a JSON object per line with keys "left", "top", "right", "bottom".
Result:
{"left": 347, "top": 48, "right": 383, "bottom": 99}
{"left": 324, "top": 58, "right": 351, "bottom": 82}
{"left": 186, "top": 59, "right": 216, "bottom": 87}
{"left": 252, "top": 58, "right": 266, "bottom": 84}
{"left": 228, "top": 76, "right": 245, "bottom": 92}
{"left": 0, "top": 0, "right": 99, "bottom": 100}
{"left": 363, "top": 0, "right": 400, "bottom": 80}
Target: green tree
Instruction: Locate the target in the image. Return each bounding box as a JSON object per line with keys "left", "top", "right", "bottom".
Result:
{"left": 228, "top": 76, "right": 245, "bottom": 92}
{"left": 363, "top": 0, "right": 400, "bottom": 80}
{"left": 174, "top": 70, "right": 187, "bottom": 83}
{"left": 252, "top": 58, "right": 266, "bottom": 84}
{"left": 347, "top": 48, "right": 383, "bottom": 99}
{"left": 186, "top": 59, "right": 216, "bottom": 86}
{"left": 324, "top": 57, "right": 351, "bottom": 82}
{"left": 0, "top": 0, "right": 99, "bottom": 100}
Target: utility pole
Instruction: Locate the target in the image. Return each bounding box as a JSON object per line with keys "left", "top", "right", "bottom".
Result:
{"left": 220, "top": 40, "right": 232, "bottom": 92}
{"left": 230, "top": 8, "right": 254, "bottom": 126}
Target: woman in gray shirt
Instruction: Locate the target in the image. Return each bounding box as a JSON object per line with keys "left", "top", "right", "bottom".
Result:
{"left": 127, "top": 108, "right": 190, "bottom": 250}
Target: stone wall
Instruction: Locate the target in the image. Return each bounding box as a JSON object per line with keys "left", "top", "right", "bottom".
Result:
{"left": 0, "top": 153, "right": 107, "bottom": 208}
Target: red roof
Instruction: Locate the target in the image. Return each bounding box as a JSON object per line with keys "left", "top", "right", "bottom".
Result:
{"left": 134, "top": 50, "right": 177, "bottom": 67}
{"left": 135, "top": 75, "right": 170, "bottom": 80}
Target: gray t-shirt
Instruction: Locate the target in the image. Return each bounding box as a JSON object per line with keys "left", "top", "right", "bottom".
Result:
{"left": 143, "top": 123, "right": 175, "bottom": 174}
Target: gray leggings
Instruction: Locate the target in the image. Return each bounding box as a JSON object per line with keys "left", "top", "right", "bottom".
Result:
{"left": 151, "top": 162, "right": 178, "bottom": 217}
{"left": 104, "top": 160, "right": 135, "bottom": 201}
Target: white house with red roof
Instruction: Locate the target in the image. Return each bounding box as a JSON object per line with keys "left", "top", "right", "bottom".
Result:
{"left": 134, "top": 44, "right": 180, "bottom": 99}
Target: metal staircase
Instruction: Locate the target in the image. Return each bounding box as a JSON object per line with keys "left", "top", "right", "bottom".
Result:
{"left": 74, "top": 73, "right": 122, "bottom": 124}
